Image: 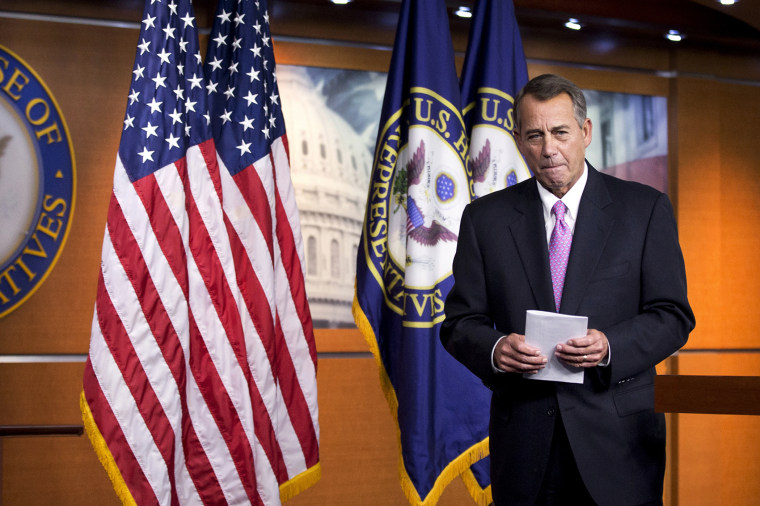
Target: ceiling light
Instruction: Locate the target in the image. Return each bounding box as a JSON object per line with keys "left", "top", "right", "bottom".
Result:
{"left": 455, "top": 6, "right": 472, "bottom": 18}
{"left": 719, "top": 0, "right": 738, "bottom": 5}
{"left": 330, "top": 0, "right": 351, "bottom": 4}
{"left": 665, "top": 29, "right": 684, "bottom": 42}
{"left": 564, "top": 18, "right": 582, "bottom": 30}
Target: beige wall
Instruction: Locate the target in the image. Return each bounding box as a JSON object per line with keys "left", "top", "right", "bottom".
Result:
{"left": 1, "top": 9, "right": 760, "bottom": 505}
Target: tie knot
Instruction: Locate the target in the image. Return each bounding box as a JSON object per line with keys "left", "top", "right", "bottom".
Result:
{"left": 552, "top": 200, "right": 567, "bottom": 221}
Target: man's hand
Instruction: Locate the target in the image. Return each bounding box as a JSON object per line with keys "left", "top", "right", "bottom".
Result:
{"left": 555, "top": 329, "right": 609, "bottom": 367}
{"left": 493, "top": 333, "right": 548, "bottom": 373}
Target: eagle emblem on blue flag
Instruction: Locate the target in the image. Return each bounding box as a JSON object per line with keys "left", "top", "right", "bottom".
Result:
{"left": 381, "top": 88, "right": 469, "bottom": 326}
{"left": 394, "top": 139, "right": 458, "bottom": 249}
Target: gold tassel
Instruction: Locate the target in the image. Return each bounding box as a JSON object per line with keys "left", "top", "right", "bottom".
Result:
{"left": 80, "top": 391, "right": 137, "bottom": 506}
{"left": 280, "top": 462, "right": 322, "bottom": 502}
{"left": 352, "top": 296, "right": 491, "bottom": 505}
{"left": 461, "top": 467, "right": 493, "bottom": 506}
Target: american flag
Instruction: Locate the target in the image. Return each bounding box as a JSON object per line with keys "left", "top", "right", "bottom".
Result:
{"left": 203, "top": 0, "right": 320, "bottom": 502}
{"left": 81, "top": 0, "right": 319, "bottom": 503}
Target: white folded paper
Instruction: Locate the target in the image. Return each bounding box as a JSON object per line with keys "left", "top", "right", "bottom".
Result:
{"left": 523, "top": 310, "right": 587, "bottom": 383}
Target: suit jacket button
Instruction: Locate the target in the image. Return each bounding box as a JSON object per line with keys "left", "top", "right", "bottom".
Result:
{"left": 547, "top": 408, "right": 555, "bottom": 416}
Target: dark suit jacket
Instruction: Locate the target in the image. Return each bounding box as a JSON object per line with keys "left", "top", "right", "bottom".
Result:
{"left": 440, "top": 165, "right": 695, "bottom": 506}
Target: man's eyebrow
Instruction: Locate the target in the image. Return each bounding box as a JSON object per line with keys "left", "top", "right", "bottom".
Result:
{"left": 523, "top": 124, "right": 572, "bottom": 135}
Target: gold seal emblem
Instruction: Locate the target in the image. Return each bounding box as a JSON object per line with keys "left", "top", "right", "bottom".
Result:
{"left": 0, "top": 45, "right": 76, "bottom": 318}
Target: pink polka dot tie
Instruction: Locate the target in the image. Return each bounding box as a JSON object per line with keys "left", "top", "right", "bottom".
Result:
{"left": 549, "top": 201, "right": 572, "bottom": 311}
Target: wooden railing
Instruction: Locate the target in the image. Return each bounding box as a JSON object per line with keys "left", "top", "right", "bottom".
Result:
{"left": 655, "top": 374, "right": 760, "bottom": 506}
{"left": 0, "top": 425, "right": 84, "bottom": 506}
{"left": 0, "top": 425, "right": 83, "bottom": 437}
{"left": 655, "top": 375, "right": 760, "bottom": 416}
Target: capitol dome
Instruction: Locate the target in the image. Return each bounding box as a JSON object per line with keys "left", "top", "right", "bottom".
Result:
{"left": 279, "top": 65, "right": 377, "bottom": 328}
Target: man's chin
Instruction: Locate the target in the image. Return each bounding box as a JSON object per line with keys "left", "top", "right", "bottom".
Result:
{"left": 538, "top": 164, "right": 567, "bottom": 176}
{"left": 537, "top": 175, "right": 566, "bottom": 190}
{"left": 536, "top": 176, "right": 572, "bottom": 197}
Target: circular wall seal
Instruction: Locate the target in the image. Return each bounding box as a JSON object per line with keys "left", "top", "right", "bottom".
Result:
{"left": 0, "top": 45, "right": 76, "bottom": 318}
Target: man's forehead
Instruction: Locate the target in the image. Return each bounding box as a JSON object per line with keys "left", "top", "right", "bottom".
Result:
{"left": 519, "top": 95, "right": 575, "bottom": 126}
{"left": 522, "top": 94, "right": 573, "bottom": 112}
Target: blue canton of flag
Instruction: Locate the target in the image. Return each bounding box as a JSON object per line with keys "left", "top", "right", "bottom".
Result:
{"left": 205, "top": 0, "right": 284, "bottom": 173}
{"left": 353, "top": 0, "right": 491, "bottom": 503}
{"left": 461, "top": 0, "right": 530, "bottom": 199}
{"left": 119, "top": 0, "right": 210, "bottom": 179}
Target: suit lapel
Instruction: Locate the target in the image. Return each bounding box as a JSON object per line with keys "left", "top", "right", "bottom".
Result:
{"left": 508, "top": 181, "right": 556, "bottom": 312}
{"left": 561, "top": 165, "right": 614, "bottom": 315}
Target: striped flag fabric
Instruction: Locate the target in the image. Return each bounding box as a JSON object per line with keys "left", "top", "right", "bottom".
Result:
{"left": 353, "top": 0, "right": 491, "bottom": 503}
{"left": 81, "top": 0, "right": 319, "bottom": 503}
{"left": 460, "top": 0, "right": 530, "bottom": 198}
{"left": 203, "top": 0, "right": 320, "bottom": 501}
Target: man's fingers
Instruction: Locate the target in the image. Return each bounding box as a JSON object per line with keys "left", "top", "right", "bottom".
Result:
{"left": 497, "top": 355, "right": 547, "bottom": 373}
{"left": 555, "top": 343, "right": 606, "bottom": 367}
{"left": 495, "top": 337, "right": 547, "bottom": 373}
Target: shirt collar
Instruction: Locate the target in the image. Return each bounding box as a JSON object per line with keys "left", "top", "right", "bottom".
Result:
{"left": 537, "top": 162, "right": 588, "bottom": 222}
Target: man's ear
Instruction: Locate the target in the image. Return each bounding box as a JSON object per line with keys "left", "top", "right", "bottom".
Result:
{"left": 582, "top": 118, "right": 592, "bottom": 148}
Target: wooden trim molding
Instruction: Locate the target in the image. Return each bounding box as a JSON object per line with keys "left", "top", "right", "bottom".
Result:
{"left": 655, "top": 375, "right": 760, "bottom": 416}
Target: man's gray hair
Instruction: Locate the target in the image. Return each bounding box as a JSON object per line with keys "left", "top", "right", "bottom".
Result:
{"left": 514, "top": 74, "right": 587, "bottom": 130}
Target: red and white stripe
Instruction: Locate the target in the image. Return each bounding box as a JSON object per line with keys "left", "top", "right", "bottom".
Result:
{"left": 83, "top": 136, "right": 318, "bottom": 505}
{"left": 217, "top": 134, "right": 319, "bottom": 479}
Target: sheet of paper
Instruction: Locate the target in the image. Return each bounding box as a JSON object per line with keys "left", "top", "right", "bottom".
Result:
{"left": 523, "top": 310, "right": 588, "bottom": 383}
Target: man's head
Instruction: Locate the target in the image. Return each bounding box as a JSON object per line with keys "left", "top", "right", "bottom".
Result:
{"left": 513, "top": 74, "right": 592, "bottom": 198}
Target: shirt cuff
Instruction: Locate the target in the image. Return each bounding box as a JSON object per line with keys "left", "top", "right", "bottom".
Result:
{"left": 491, "top": 335, "right": 507, "bottom": 373}
{"left": 598, "top": 344, "right": 611, "bottom": 367}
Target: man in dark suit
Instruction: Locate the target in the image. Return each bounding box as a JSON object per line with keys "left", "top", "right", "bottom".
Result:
{"left": 440, "top": 74, "right": 694, "bottom": 505}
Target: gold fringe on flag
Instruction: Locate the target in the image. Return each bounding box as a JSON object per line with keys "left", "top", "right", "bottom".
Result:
{"left": 462, "top": 467, "right": 493, "bottom": 506}
{"left": 80, "top": 391, "right": 137, "bottom": 506}
{"left": 280, "top": 462, "right": 322, "bottom": 502}
{"left": 352, "top": 296, "right": 492, "bottom": 506}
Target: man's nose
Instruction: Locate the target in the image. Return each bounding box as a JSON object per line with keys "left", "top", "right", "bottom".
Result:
{"left": 542, "top": 137, "right": 558, "bottom": 157}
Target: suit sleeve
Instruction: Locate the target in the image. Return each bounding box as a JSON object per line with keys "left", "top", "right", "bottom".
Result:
{"left": 440, "top": 204, "right": 506, "bottom": 383}
{"left": 601, "top": 193, "right": 695, "bottom": 385}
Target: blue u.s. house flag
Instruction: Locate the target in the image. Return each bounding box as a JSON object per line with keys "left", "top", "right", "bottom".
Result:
{"left": 353, "top": 0, "right": 492, "bottom": 503}
{"left": 461, "top": 0, "right": 530, "bottom": 198}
